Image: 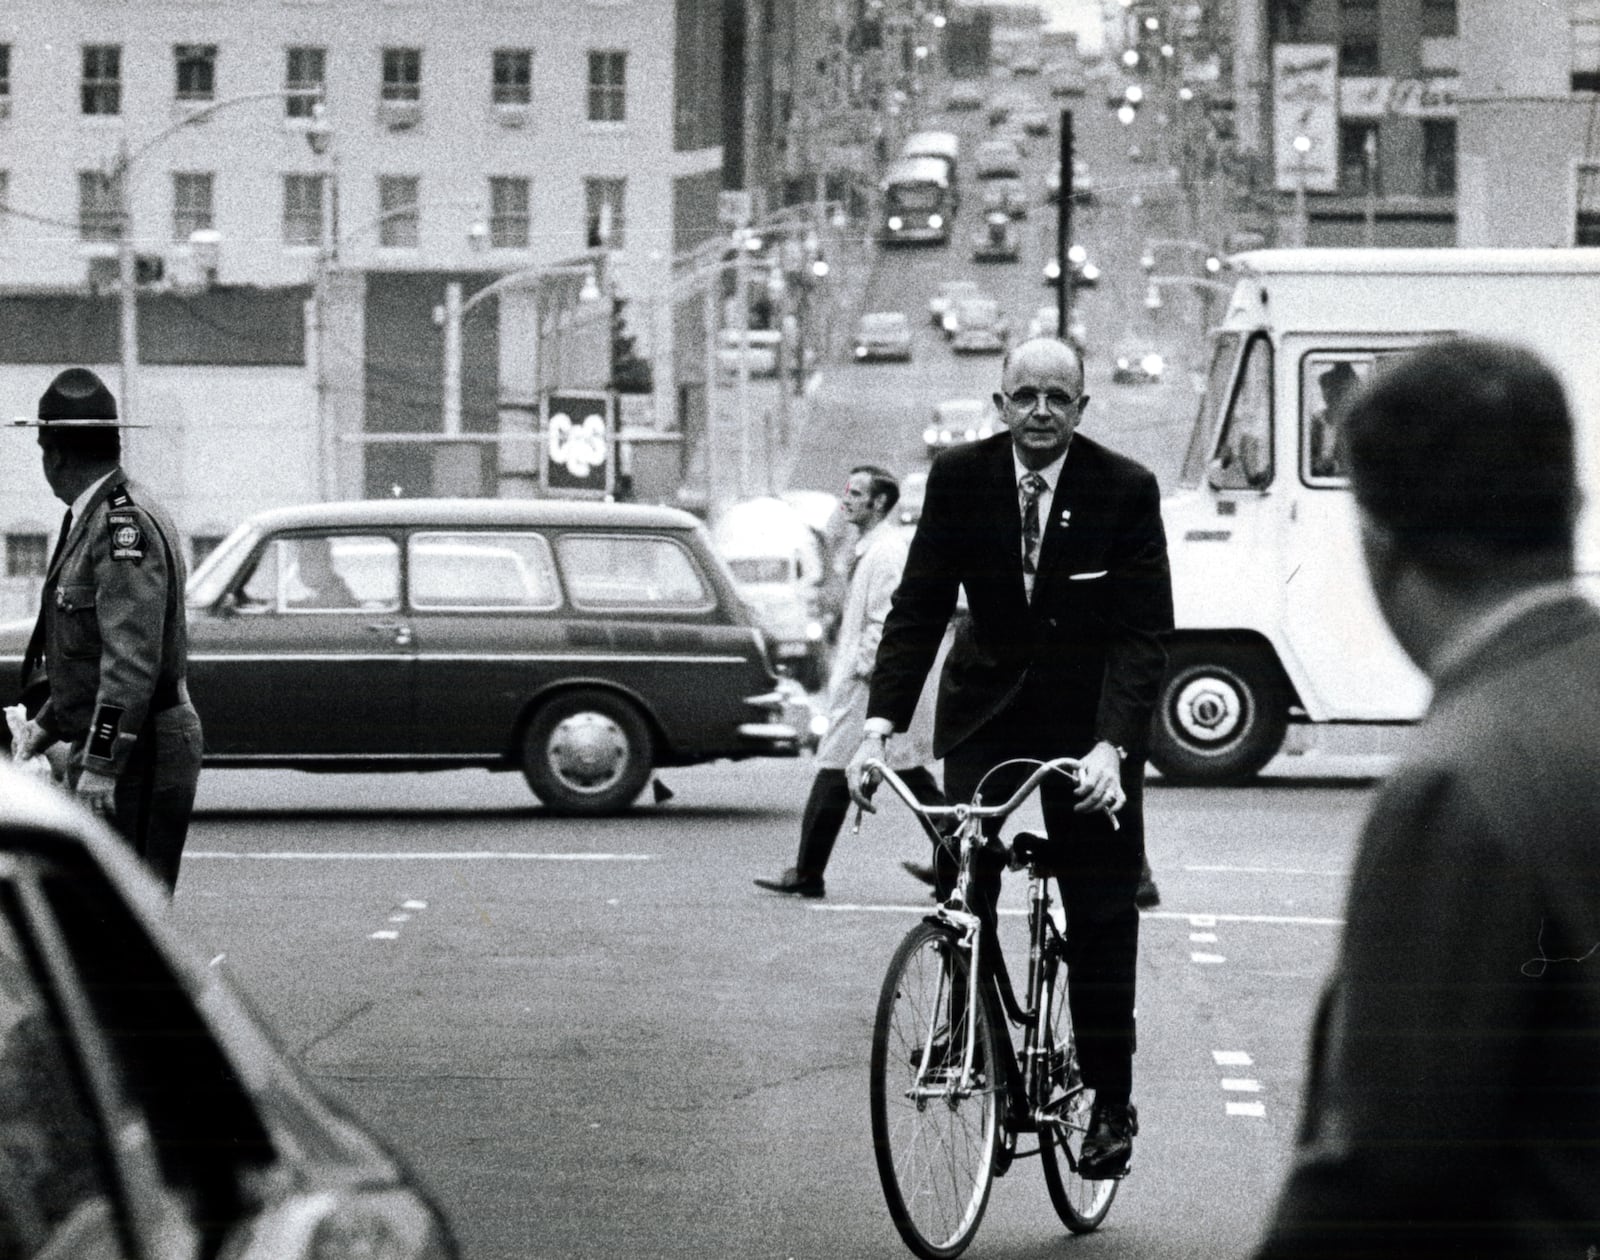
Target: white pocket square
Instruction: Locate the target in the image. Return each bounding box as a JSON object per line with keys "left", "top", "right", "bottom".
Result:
{"left": 1068, "top": 570, "right": 1108, "bottom": 581}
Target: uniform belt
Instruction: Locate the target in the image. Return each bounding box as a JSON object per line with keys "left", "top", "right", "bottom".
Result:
{"left": 151, "top": 678, "right": 190, "bottom": 714}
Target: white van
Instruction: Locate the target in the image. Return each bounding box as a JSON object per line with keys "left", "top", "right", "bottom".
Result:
{"left": 1152, "top": 248, "right": 1600, "bottom": 783}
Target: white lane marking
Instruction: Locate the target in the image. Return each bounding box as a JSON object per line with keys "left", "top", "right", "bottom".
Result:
{"left": 1213, "top": 1050, "right": 1254, "bottom": 1066}
{"left": 1226, "top": 1101, "right": 1267, "bottom": 1117}
{"left": 403, "top": 899, "right": 428, "bottom": 910}
{"left": 1151, "top": 911, "right": 1344, "bottom": 927}
{"left": 1190, "top": 952, "right": 1226, "bottom": 964}
{"left": 1221, "top": 1079, "right": 1261, "bottom": 1092}
{"left": 1186, "top": 864, "right": 1346, "bottom": 877}
{"left": 810, "top": 904, "right": 1030, "bottom": 916}
{"left": 388, "top": 913, "right": 410, "bottom": 923}
{"left": 1190, "top": 932, "right": 1218, "bottom": 943}
{"left": 369, "top": 930, "right": 400, "bottom": 940}
{"left": 209, "top": 953, "right": 226, "bottom": 968}
{"left": 187, "top": 851, "right": 654, "bottom": 862}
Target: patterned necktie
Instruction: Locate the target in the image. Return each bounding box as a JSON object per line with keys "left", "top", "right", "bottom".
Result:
{"left": 20, "top": 508, "right": 73, "bottom": 689}
{"left": 1019, "top": 473, "right": 1046, "bottom": 576}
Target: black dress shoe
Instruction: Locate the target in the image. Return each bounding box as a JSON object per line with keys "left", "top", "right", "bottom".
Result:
{"left": 901, "top": 860, "right": 937, "bottom": 888}
{"left": 1078, "top": 1100, "right": 1137, "bottom": 1180}
{"left": 753, "top": 867, "right": 825, "bottom": 898}
{"left": 1135, "top": 872, "right": 1161, "bottom": 909}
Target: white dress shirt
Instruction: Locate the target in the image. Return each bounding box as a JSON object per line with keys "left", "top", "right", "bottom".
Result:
{"left": 1013, "top": 445, "right": 1068, "bottom": 601}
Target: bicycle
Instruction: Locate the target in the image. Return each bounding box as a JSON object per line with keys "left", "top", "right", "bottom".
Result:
{"left": 861, "top": 756, "right": 1120, "bottom": 1259}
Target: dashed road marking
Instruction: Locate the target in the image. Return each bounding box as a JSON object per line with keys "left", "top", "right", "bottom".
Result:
{"left": 1188, "top": 915, "right": 1217, "bottom": 927}
{"left": 187, "top": 851, "right": 654, "bottom": 862}
{"left": 403, "top": 899, "right": 427, "bottom": 910}
{"left": 1213, "top": 1050, "right": 1254, "bottom": 1067}
{"left": 1190, "top": 932, "right": 1218, "bottom": 942}
{"left": 1190, "top": 952, "right": 1226, "bottom": 964}
{"left": 1221, "top": 1079, "right": 1261, "bottom": 1092}
{"left": 388, "top": 913, "right": 410, "bottom": 923}
{"left": 369, "top": 930, "right": 400, "bottom": 940}
{"left": 1226, "top": 1101, "right": 1266, "bottom": 1118}
{"left": 1149, "top": 911, "right": 1344, "bottom": 927}
{"left": 1186, "top": 864, "right": 1346, "bottom": 877}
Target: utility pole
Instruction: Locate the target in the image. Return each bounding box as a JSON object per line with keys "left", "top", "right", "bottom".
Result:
{"left": 734, "top": 229, "right": 752, "bottom": 498}
{"left": 1362, "top": 129, "right": 1378, "bottom": 247}
{"left": 1056, "top": 109, "right": 1074, "bottom": 338}
{"left": 703, "top": 281, "right": 719, "bottom": 518}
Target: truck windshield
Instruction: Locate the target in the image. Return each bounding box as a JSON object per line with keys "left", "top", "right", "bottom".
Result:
{"left": 1178, "top": 331, "right": 1241, "bottom": 488}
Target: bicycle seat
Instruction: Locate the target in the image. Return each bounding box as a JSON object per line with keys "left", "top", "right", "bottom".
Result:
{"left": 1009, "top": 830, "right": 1052, "bottom": 869}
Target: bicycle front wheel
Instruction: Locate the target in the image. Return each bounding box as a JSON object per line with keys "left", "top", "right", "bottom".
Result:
{"left": 870, "top": 920, "right": 999, "bottom": 1260}
{"left": 1038, "top": 954, "right": 1118, "bottom": 1233}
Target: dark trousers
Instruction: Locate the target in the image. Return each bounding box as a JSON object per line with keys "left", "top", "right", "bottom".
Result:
{"left": 796, "top": 765, "right": 946, "bottom": 882}
{"left": 75, "top": 704, "right": 204, "bottom": 894}
{"left": 939, "top": 701, "right": 1143, "bottom": 1106}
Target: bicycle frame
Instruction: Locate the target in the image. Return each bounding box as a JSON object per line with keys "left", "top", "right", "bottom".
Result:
{"left": 866, "top": 758, "right": 1086, "bottom": 1143}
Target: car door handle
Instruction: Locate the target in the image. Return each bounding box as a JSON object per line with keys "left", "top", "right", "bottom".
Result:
{"left": 366, "top": 622, "right": 413, "bottom": 647}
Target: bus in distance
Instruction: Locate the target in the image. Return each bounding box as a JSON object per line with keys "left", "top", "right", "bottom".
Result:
{"left": 879, "top": 156, "right": 955, "bottom": 245}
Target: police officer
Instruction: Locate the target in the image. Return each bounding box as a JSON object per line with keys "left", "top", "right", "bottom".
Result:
{"left": 12, "top": 368, "right": 203, "bottom": 893}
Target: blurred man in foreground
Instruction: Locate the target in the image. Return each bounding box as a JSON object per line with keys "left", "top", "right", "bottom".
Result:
{"left": 1255, "top": 338, "right": 1600, "bottom": 1258}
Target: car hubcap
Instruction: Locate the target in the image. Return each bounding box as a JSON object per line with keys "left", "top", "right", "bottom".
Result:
{"left": 1173, "top": 673, "right": 1245, "bottom": 746}
{"left": 547, "top": 712, "right": 629, "bottom": 793}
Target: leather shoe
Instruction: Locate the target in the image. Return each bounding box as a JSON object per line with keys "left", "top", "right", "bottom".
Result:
{"left": 1078, "top": 1100, "right": 1137, "bottom": 1180}
{"left": 753, "top": 867, "right": 825, "bottom": 898}
{"left": 901, "top": 859, "right": 937, "bottom": 888}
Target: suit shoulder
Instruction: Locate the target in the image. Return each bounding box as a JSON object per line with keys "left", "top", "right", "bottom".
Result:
{"left": 929, "top": 433, "right": 1008, "bottom": 481}
{"left": 1075, "top": 434, "right": 1158, "bottom": 487}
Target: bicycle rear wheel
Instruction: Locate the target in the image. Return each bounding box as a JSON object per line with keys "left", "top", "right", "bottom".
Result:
{"left": 1038, "top": 954, "right": 1118, "bottom": 1232}
{"left": 870, "top": 921, "right": 999, "bottom": 1260}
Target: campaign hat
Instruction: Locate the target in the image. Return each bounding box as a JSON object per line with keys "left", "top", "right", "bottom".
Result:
{"left": 11, "top": 368, "right": 148, "bottom": 428}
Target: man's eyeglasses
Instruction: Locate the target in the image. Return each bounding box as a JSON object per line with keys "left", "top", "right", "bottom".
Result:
{"left": 1002, "top": 387, "right": 1082, "bottom": 412}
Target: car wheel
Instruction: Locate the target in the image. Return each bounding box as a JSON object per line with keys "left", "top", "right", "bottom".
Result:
{"left": 521, "top": 689, "right": 654, "bottom": 815}
{"left": 1149, "top": 643, "right": 1289, "bottom": 785}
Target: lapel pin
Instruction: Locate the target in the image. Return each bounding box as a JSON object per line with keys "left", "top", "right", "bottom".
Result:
{"left": 1059, "top": 509, "right": 1072, "bottom": 526}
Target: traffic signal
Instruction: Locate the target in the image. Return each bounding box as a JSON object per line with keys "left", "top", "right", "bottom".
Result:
{"left": 608, "top": 297, "right": 653, "bottom": 394}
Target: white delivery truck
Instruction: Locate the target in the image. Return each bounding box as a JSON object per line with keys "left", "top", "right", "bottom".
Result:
{"left": 1150, "top": 248, "right": 1600, "bottom": 784}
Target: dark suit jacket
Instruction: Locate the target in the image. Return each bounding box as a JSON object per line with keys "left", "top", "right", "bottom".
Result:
{"left": 868, "top": 432, "right": 1173, "bottom": 760}
{"left": 1255, "top": 595, "right": 1600, "bottom": 1259}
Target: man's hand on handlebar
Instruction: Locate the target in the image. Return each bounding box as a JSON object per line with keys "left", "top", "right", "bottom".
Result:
{"left": 847, "top": 733, "right": 887, "bottom": 812}
{"left": 1074, "top": 741, "right": 1125, "bottom": 816}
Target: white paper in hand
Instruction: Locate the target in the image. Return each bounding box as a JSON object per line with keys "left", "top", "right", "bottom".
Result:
{"left": 5, "top": 705, "right": 52, "bottom": 780}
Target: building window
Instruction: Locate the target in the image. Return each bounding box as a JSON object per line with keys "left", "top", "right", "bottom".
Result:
{"left": 1421, "top": 120, "right": 1456, "bottom": 194}
{"left": 1575, "top": 0, "right": 1600, "bottom": 92}
{"left": 379, "top": 175, "right": 420, "bottom": 247}
{"left": 283, "top": 174, "right": 325, "bottom": 246}
{"left": 1269, "top": 0, "right": 1307, "bottom": 40}
{"left": 78, "top": 171, "right": 123, "bottom": 241}
{"left": 1421, "top": 0, "right": 1457, "bottom": 38}
{"left": 493, "top": 49, "right": 532, "bottom": 105}
{"left": 1578, "top": 165, "right": 1600, "bottom": 245}
{"left": 175, "top": 44, "right": 217, "bottom": 102}
{"left": 587, "top": 50, "right": 626, "bottom": 122}
{"left": 584, "top": 176, "right": 625, "bottom": 248}
{"left": 489, "top": 177, "right": 529, "bottom": 248}
{"left": 285, "top": 46, "right": 326, "bottom": 118}
{"left": 81, "top": 45, "right": 121, "bottom": 116}
{"left": 172, "top": 172, "right": 214, "bottom": 242}
{"left": 382, "top": 48, "right": 421, "bottom": 103}
{"left": 1339, "top": 0, "right": 1380, "bottom": 74}
{"left": 5, "top": 534, "right": 48, "bottom": 578}
{"left": 1339, "top": 121, "right": 1380, "bottom": 195}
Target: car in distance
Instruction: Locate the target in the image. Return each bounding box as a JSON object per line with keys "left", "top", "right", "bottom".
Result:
{"left": 974, "top": 138, "right": 1024, "bottom": 179}
{"left": 0, "top": 762, "right": 461, "bottom": 1259}
{"left": 929, "top": 279, "right": 982, "bottom": 331}
{"left": 945, "top": 82, "right": 984, "bottom": 111}
{"left": 0, "top": 499, "right": 803, "bottom": 814}
{"left": 1051, "top": 70, "right": 1088, "bottom": 97}
{"left": 1113, "top": 345, "right": 1167, "bottom": 384}
{"left": 1026, "top": 304, "right": 1088, "bottom": 351}
{"left": 924, "top": 398, "right": 1002, "bottom": 456}
{"left": 1042, "top": 252, "right": 1101, "bottom": 289}
{"left": 717, "top": 328, "right": 782, "bottom": 378}
{"left": 981, "top": 177, "right": 1030, "bottom": 219}
{"left": 852, "top": 310, "right": 914, "bottom": 362}
{"left": 972, "top": 212, "right": 1022, "bottom": 263}
{"left": 1019, "top": 108, "right": 1053, "bottom": 136}
{"left": 948, "top": 297, "right": 1010, "bottom": 353}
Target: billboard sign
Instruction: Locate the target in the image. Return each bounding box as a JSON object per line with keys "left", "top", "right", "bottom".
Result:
{"left": 541, "top": 391, "right": 614, "bottom": 499}
{"left": 1273, "top": 44, "right": 1338, "bottom": 193}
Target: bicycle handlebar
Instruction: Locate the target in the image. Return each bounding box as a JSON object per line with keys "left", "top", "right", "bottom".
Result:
{"left": 863, "top": 756, "right": 1089, "bottom": 823}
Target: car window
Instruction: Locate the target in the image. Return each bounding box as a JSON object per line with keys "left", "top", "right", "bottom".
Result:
{"left": 726, "top": 557, "right": 794, "bottom": 585}
{"left": 1211, "top": 334, "right": 1273, "bottom": 490}
{"left": 0, "top": 885, "right": 131, "bottom": 1260}
{"left": 556, "top": 535, "right": 712, "bottom": 612}
{"left": 236, "top": 535, "right": 400, "bottom": 614}
{"left": 408, "top": 532, "right": 562, "bottom": 611}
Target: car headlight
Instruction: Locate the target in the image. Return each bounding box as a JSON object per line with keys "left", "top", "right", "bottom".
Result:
{"left": 1142, "top": 353, "right": 1164, "bottom": 375}
{"left": 1116, "top": 356, "right": 1130, "bottom": 370}
{"left": 923, "top": 426, "right": 939, "bottom": 446}
{"left": 928, "top": 214, "right": 943, "bottom": 229}
{"left": 1082, "top": 263, "right": 1101, "bottom": 281}
{"left": 964, "top": 427, "right": 977, "bottom": 441}
{"left": 1043, "top": 260, "right": 1061, "bottom": 280}
{"left": 809, "top": 713, "right": 831, "bottom": 738}
{"left": 855, "top": 345, "right": 868, "bottom": 358}
{"left": 940, "top": 429, "right": 956, "bottom": 445}
{"left": 887, "top": 216, "right": 903, "bottom": 231}
{"left": 1066, "top": 244, "right": 1087, "bottom": 265}
{"left": 942, "top": 314, "right": 957, "bottom": 331}
{"left": 804, "top": 620, "right": 824, "bottom": 642}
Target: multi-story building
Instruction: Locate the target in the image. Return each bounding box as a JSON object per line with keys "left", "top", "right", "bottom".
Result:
{"left": 0, "top": 0, "right": 726, "bottom": 617}
{"left": 1238, "top": 0, "right": 1459, "bottom": 245}
{"left": 1456, "top": 0, "right": 1600, "bottom": 246}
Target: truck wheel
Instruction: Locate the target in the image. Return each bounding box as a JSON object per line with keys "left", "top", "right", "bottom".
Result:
{"left": 1149, "top": 644, "right": 1288, "bottom": 785}
{"left": 521, "top": 690, "right": 654, "bottom": 815}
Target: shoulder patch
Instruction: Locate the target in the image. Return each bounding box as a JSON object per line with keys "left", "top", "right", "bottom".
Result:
{"left": 107, "top": 511, "right": 146, "bottom": 562}
{"left": 108, "top": 484, "right": 132, "bottom": 508}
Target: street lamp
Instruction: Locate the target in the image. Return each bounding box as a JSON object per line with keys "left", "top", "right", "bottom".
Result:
{"left": 113, "top": 86, "right": 325, "bottom": 430}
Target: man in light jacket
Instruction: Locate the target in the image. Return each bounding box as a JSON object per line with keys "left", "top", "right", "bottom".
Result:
{"left": 755, "top": 466, "right": 941, "bottom": 899}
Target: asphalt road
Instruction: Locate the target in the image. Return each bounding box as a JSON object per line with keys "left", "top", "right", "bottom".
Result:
{"left": 170, "top": 755, "right": 1385, "bottom": 1260}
